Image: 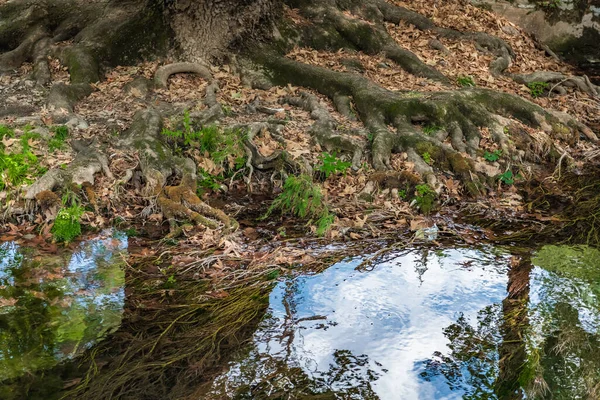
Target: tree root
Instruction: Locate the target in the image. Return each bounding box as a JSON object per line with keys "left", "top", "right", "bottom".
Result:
{"left": 120, "top": 108, "right": 238, "bottom": 233}
{"left": 24, "top": 139, "right": 113, "bottom": 201}
{"left": 371, "top": 0, "right": 514, "bottom": 75}
{"left": 289, "top": 4, "right": 450, "bottom": 84}
{"left": 256, "top": 51, "right": 595, "bottom": 195}
{"left": 511, "top": 71, "right": 599, "bottom": 97}
{"left": 284, "top": 91, "right": 365, "bottom": 169}
{"left": 154, "top": 62, "right": 213, "bottom": 89}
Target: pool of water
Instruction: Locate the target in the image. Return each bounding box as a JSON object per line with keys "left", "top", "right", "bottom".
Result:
{"left": 0, "top": 231, "right": 127, "bottom": 384}
{"left": 203, "top": 245, "right": 600, "bottom": 399}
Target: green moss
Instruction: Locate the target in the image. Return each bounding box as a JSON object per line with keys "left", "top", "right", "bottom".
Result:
{"left": 414, "top": 183, "right": 436, "bottom": 215}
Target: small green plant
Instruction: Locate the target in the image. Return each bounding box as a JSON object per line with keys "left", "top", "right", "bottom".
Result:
{"left": 527, "top": 81, "right": 549, "bottom": 98}
{"left": 422, "top": 152, "right": 433, "bottom": 165}
{"left": 484, "top": 149, "right": 503, "bottom": 162}
{"left": 422, "top": 124, "right": 442, "bottom": 135}
{"left": 0, "top": 127, "right": 44, "bottom": 191}
{"left": 414, "top": 183, "right": 436, "bottom": 214}
{"left": 367, "top": 132, "right": 374, "bottom": 144}
{"left": 48, "top": 125, "right": 69, "bottom": 152}
{"left": 0, "top": 125, "right": 15, "bottom": 139}
{"left": 499, "top": 170, "right": 515, "bottom": 185}
{"left": 125, "top": 228, "right": 138, "bottom": 237}
{"left": 457, "top": 75, "right": 476, "bottom": 87}
{"left": 263, "top": 175, "right": 334, "bottom": 236}
{"left": 265, "top": 270, "right": 280, "bottom": 281}
{"left": 162, "top": 113, "right": 247, "bottom": 190}
{"left": 316, "top": 152, "right": 352, "bottom": 178}
{"left": 398, "top": 189, "right": 407, "bottom": 199}
{"left": 52, "top": 204, "right": 84, "bottom": 243}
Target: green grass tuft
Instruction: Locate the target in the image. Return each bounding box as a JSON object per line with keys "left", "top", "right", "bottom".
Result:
{"left": 263, "top": 175, "right": 334, "bottom": 236}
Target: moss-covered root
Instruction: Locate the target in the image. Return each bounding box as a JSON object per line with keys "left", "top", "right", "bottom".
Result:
{"left": 120, "top": 108, "right": 238, "bottom": 233}
{"left": 290, "top": 4, "right": 449, "bottom": 84}
{"left": 24, "top": 139, "right": 113, "bottom": 202}
{"left": 284, "top": 91, "right": 365, "bottom": 169}
{"left": 258, "top": 53, "right": 595, "bottom": 195}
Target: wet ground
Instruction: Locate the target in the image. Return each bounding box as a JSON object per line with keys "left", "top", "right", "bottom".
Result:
{"left": 1, "top": 235, "right": 599, "bottom": 399}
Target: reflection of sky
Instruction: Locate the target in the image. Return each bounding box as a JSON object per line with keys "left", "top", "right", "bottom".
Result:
{"left": 250, "top": 247, "right": 510, "bottom": 399}
{"left": 0, "top": 242, "right": 18, "bottom": 285}
{"left": 65, "top": 233, "right": 128, "bottom": 309}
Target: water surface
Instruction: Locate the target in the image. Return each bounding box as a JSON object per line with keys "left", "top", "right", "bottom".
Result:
{"left": 204, "top": 245, "right": 600, "bottom": 399}
{"left": 0, "top": 231, "right": 127, "bottom": 383}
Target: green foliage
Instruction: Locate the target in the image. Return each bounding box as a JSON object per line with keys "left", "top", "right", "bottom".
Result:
{"left": 527, "top": 81, "right": 549, "bottom": 98}
{"left": 265, "top": 270, "right": 280, "bottom": 281}
{"left": 398, "top": 189, "right": 407, "bottom": 199}
{"left": 457, "top": 75, "right": 476, "bottom": 87}
{"left": 48, "top": 125, "right": 69, "bottom": 152}
{"left": 0, "top": 125, "right": 15, "bottom": 139}
{"left": 422, "top": 124, "right": 442, "bottom": 135}
{"left": 422, "top": 152, "right": 433, "bottom": 165}
{"left": 263, "top": 175, "right": 334, "bottom": 236}
{"left": 163, "top": 112, "right": 247, "bottom": 192}
{"left": 483, "top": 149, "right": 502, "bottom": 162}
{"left": 536, "top": 0, "right": 561, "bottom": 8}
{"left": 0, "top": 126, "right": 44, "bottom": 191}
{"left": 414, "top": 184, "right": 436, "bottom": 214}
{"left": 499, "top": 170, "right": 514, "bottom": 185}
{"left": 124, "top": 228, "right": 138, "bottom": 237}
{"left": 316, "top": 152, "right": 351, "bottom": 178}
{"left": 52, "top": 204, "right": 84, "bottom": 243}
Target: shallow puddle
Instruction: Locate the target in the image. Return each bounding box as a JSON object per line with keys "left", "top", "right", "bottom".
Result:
{"left": 0, "top": 231, "right": 127, "bottom": 383}
{"left": 203, "top": 245, "right": 600, "bottom": 399}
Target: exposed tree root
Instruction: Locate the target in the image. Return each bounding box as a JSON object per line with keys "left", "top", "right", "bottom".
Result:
{"left": 284, "top": 91, "right": 365, "bottom": 169}
{"left": 154, "top": 62, "right": 213, "bottom": 89}
{"left": 120, "top": 108, "right": 238, "bottom": 234}
{"left": 256, "top": 51, "right": 595, "bottom": 194}
{"left": 511, "top": 71, "right": 599, "bottom": 97}
{"left": 24, "top": 139, "right": 113, "bottom": 201}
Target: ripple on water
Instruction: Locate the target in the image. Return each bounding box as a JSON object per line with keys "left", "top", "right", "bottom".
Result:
{"left": 204, "top": 245, "right": 600, "bottom": 400}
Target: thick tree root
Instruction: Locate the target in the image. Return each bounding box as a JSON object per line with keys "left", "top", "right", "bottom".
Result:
{"left": 256, "top": 51, "right": 595, "bottom": 194}
{"left": 370, "top": 0, "right": 514, "bottom": 75}
{"left": 154, "top": 62, "right": 213, "bottom": 89}
{"left": 284, "top": 91, "right": 365, "bottom": 169}
{"left": 24, "top": 139, "right": 113, "bottom": 202}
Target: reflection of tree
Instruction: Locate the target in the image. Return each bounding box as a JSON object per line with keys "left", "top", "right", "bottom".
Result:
{"left": 420, "top": 254, "right": 534, "bottom": 400}
{"left": 422, "top": 246, "right": 600, "bottom": 399}
{"left": 494, "top": 255, "right": 532, "bottom": 399}
{"left": 223, "top": 348, "right": 381, "bottom": 399}
{"left": 0, "top": 239, "right": 125, "bottom": 399}
{"left": 420, "top": 305, "right": 502, "bottom": 399}
{"left": 523, "top": 245, "right": 600, "bottom": 399}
